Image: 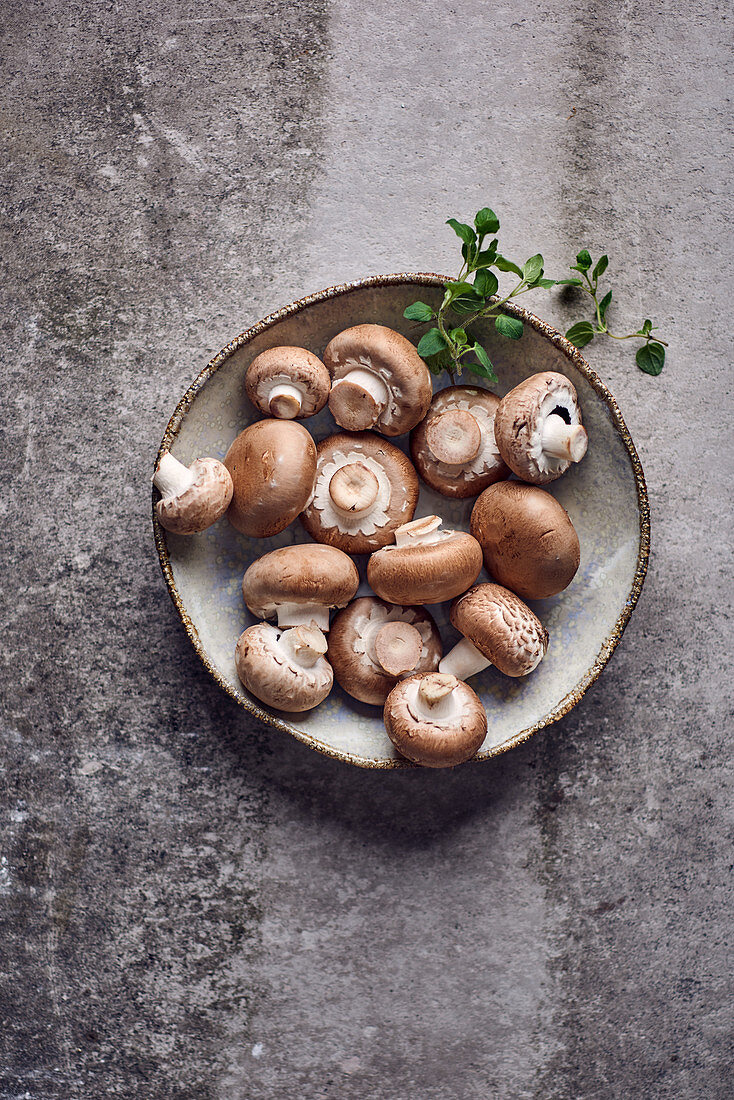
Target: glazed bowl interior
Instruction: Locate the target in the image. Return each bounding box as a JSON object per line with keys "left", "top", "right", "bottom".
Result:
{"left": 154, "top": 275, "right": 648, "bottom": 768}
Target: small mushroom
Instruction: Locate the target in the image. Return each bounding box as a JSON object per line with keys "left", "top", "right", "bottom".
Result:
{"left": 300, "top": 432, "right": 420, "bottom": 554}
{"left": 324, "top": 324, "right": 433, "bottom": 437}
{"left": 494, "top": 371, "right": 588, "bottom": 484}
{"left": 245, "top": 346, "right": 331, "bottom": 420}
{"left": 235, "top": 622, "right": 333, "bottom": 711}
{"left": 224, "top": 419, "right": 317, "bottom": 537}
{"left": 153, "top": 452, "right": 233, "bottom": 535}
{"left": 383, "top": 672, "right": 487, "bottom": 768}
{"left": 439, "top": 583, "right": 549, "bottom": 681}
{"left": 242, "top": 543, "right": 359, "bottom": 632}
{"left": 328, "top": 597, "right": 442, "bottom": 705}
{"left": 409, "top": 385, "right": 510, "bottom": 498}
{"left": 470, "top": 481, "right": 580, "bottom": 600}
{"left": 367, "top": 515, "right": 483, "bottom": 605}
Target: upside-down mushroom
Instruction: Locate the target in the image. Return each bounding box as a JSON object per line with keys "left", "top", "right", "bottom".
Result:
{"left": 493, "top": 371, "right": 588, "bottom": 484}
{"left": 224, "top": 419, "right": 317, "bottom": 537}
{"left": 153, "top": 452, "right": 233, "bottom": 535}
{"left": 383, "top": 672, "right": 487, "bottom": 767}
{"left": 241, "top": 543, "right": 359, "bottom": 632}
{"left": 245, "top": 346, "right": 331, "bottom": 420}
{"left": 367, "top": 515, "right": 483, "bottom": 605}
{"left": 235, "top": 623, "right": 333, "bottom": 711}
{"left": 439, "top": 583, "right": 549, "bottom": 681}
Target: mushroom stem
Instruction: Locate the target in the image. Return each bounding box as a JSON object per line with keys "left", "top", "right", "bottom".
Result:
{"left": 541, "top": 415, "right": 589, "bottom": 463}
{"left": 275, "top": 602, "right": 331, "bottom": 632}
{"left": 374, "top": 621, "right": 423, "bottom": 677}
{"left": 328, "top": 462, "right": 380, "bottom": 516}
{"left": 393, "top": 515, "right": 444, "bottom": 548}
{"left": 329, "top": 369, "right": 389, "bottom": 431}
{"left": 268, "top": 383, "right": 303, "bottom": 419}
{"left": 280, "top": 625, "right": 328, "bottom": 668}
{"left": 438, "top": 637, "right": 491, "bottom": 681}
{"left": 410, "top": 673, "right": 462, "bottom": 723}
{"left": 153, "top": 452, "right": 196, "bottom": 498}
{"left": 426, "top": 409, "right": 481, "bottom": 466}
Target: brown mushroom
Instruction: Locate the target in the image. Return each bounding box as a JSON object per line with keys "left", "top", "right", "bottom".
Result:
{"left": 224, "top": 419, "right": 317, "bottom": 537}
{"left": 153, "top": 452, "right": 233, "bottom": 535}
{"left": 367, "top": 515, "right": 483, "bottom": 605}
{"left": 383, "top": 672, "right": 487, "bottom": 767}
{"left": 328, "top": 597, "right": 442, "bottom": 705}
{"left": 439, "top": 583, "right": 548, "bottom": 681}
{"left": 300, "top": 432, "right": 420, "bottom": 554}
{"left": 470, "top": 482, "right": 580, "bottom": 600}
{"left": 494, "top": 371, "right": 588, "bottom": 484}
{"left": 324, "top": 324, "right": 433, "bottom": 436}
{"left": 235, "top": 623, "right": 333, "bottom": 711}
{"left": 241, "top": 543, "right": 359, "bottom": 632}
{"left": 245, "top": 346, "right": 331, "bottom": 420}
{"left": 410, "top": 385, "right": 510, "bottom": 498}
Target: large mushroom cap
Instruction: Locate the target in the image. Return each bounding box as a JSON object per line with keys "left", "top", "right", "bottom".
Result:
{"left": 410, "top": 385, "right": 510, "bottom": 499}
{"left": 367, "top": 515, "right": 483, "bottom": 605}
{"left": 383, "top": 672, "right": 487, "bottom": 768}
{"left": 154, "top": 454, "right": 233, "bottom": 535}
{"left": 235, "top": 622, "right": 333, "bottom": 712}
{"left": 470, "top": 481, "right": 580, "bottom": 600}
{"left": 300, "top": 432, "right": 420, "bottom": 554}
{"left": 449, "top": 583, "right": 548, "bottom": 677}
{"left": 245, "top": 346, "right": 331, "bottom": 420}
{"left": 242, "top": 543, "right": 359, "bottom": 631}
{"left": 224, "top": 419, "right": 317, "bottom": 538}
{"left": 494, "top": 371, "right": 588, "bottom": 484}
{"left": 328, "top": 597, "right": 442, "bottom": 705}
{"left": 324, "top": 324, "right": 433, "bottom": 437}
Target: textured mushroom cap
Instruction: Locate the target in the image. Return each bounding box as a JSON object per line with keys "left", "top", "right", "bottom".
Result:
{"left": 328, "top": 597, "right": 442, "bottom": 705}
{"left": 155, "top": 457, "right": 233, "bottom": 535}
{"left": 300, "top": 432, "right": 420, "bottom": 554}
{"left": 324, "top": 324, "right": 433, "bottom": 437}
{"left": 235, "top": 623, "right": 333, "bottom": 712}
{"left": 450, "top": 583, "right": 548, "bottom": 677}
{"left": 224, "top": 419, "right": 317, "bottom": 537}
{"left": 470, "top": 481, "right": 580, "bottom": 600}
{"left": 242, "top": 543, "right": 359, "bottom": 621}
{"left": 410, "top": 385, "right": 510, "bottom": 499}
{"left": 383, "top": 672, "right": 487, "bottom": 768}
{"left": 494, "top": 371, "right": 586, "bottom": 484}
{"left": 245, "top": 346, "right": 331, "bottom": 419}
{"left": 367, "top": 526, "right": 482, "bottom": 605}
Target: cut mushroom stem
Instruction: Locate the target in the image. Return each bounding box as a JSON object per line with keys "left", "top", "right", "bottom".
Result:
{"left": 439, "top": 637, "right": 491, "bottom": 681}
{"left": 541, "top": 415, "right": 589, "bottom": 463}
{"left": 328, "top": 462, "right": 380, "bottom": 515}
{"left": 414, "top": 672, "right": 463, "bottom": 721}
{"left": 268, "top": 383, "right": 303, "bottom": 419}
{"left": 425, "top": 409, "right": 482, "bottom": 466}
{"left": 374, "top": 621, "right": 423, "bottom": 677}
{"left": 328, "top": 369, "right": 389, "bottom": 431}
{"left": 279, "top": 625, "right": 328, "bottom": 668}
{"left": 153, "top": 452, "right": 196, "bottom": 498}
{"left": 393, "top": 515, "right": 444, "bottom": 548}
{"left": 275, "top": 602, "right": 331, "bottom": 632}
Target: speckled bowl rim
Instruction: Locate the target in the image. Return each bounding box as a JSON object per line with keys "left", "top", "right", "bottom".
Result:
{"left": 153, "top": 273, "right": 649, "bottom": 769}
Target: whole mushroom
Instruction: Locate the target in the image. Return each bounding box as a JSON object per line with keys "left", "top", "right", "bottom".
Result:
{"left": 410, "top": 385, "right": 510, "bottom": 498}
{"left": 300, "top": 432, "right": 420, "bottom": 554}
{"left": 328, "top": 597, "right": 442, "bottom": 705}
{"left": 494, "top": 371, "right": 588, "bottom": 484}
{"left": 153, "top": 452, "right": 233, "bottom": 535}
{"left": 439, "top": 583, "right": 549, "bottom": 681}
{"left": 383, "top": 672, "right": 487, "bottom": 768}
{"left": 224, "top": 419, "right": 317, "bottom": 537}
{"left": 235, "top": 623, "right": 333, "bottom": 711}
{"left": 324, "top": 324, "right": 433, "bottom": 437}
{"left": 471, "top": 481, "right": 580, "bottom": 600}
{"left": 245, "top": 346, "right": 331, "bottom": 420}
{"left": 242, "top": 543, "right": 359, "bottom": 632}
{"left": 367, "top": 515, "right": 483, "bottom": 605}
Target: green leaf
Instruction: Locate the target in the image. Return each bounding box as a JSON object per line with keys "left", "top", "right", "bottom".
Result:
{"left": 417, "top": 328, "right": 448, "bottom": 357}
{"left": 472, "top": 342, "right": 498, "bottom": 383}
{"left": 566, "top": 321, "right": 596, "bottom": 348}
{"left": 449, "top": 327, "right": 468, "bottom": 346}
{"left": 474, "top": 207, "right": 500, "bottom": 234}
{"left": 495, "top": 255, "right": 524, "bottom": 278}
{"left": 522, "top": 254, "right": 544, "bottom": 283}
{"left": 592, "top": 254, "right": 609, "bottom": 281}
{"left": 424, "top": 347, "right": 454, "bottom": 376}
{"left": 636, "top": 342, "right": 665, "bottom": 376}
{"left": 474, "top": 269, "right": 498, "bottom": 298}
{"left": 451, "top": 293, "right": 485, "bottom": 314}
{"left": 495, "top": 314, "right": 524, "bottom": 340}
{"left": 641, "top": 318, "right": 653, "bottom": 336}
{"left": 403, "top": 301, "right": 435, "bottom": 322}
{"left": 575, "top": 249, "right": 592, "bottom": 271}
{"left": 474, "top": 244, "right": 498, "bottom": 269}
{"left": 599, "top": 289, "right": 612, "bottom": 322}
{"left": 536, "top": 277, "right": 557, "bottom": 289}
{"left": 554, "top": 278, "right": 584, "bottom": 286}
{"left": 446, "top": 219, "right": 477, "bottom": 248}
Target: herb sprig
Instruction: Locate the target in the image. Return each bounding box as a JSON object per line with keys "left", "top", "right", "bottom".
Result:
{"left": 404, "top": 207, "right": 666, "bottom": 381}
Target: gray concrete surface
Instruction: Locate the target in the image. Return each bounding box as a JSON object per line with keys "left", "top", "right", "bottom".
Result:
{"left": 1, "top": 1, "right": 732, "bottom": 1097}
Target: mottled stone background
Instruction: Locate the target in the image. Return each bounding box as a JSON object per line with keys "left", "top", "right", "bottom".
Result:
{"left": 1, "top": 1, "right": 732, "bottom": 1097}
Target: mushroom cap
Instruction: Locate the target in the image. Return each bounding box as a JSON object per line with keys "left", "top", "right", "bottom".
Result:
{"left": 367, "top": 519, "right": 483, "bottom": 605}
{"left": 224, "top": 419, "right": 317, "bottom": 537}
{"left": 323, "top": 324, "right": 433, "bottom": 437}
{"left": 449, "top": 583, "right": 549, "bottom": 677}
{"left": 245, "top": 346, "right": 331, "bottom": 419}
{"left": 242, "top": 543, "right": 359, "bottom": 622}
{"left": 300, "top": 432, "right": 420, "bottom": 554}
{"left": 235, "top": 623, "right": 333, "bottom": 712}
{"left": 493, "top": 371, "right": 586, "bottom": 484}
{"left": 328, "top": 597, "right": 442, "bottom": 705}
{"left": 155, "top": 456, "right": 233, "bottom": 535}
{"left": 383, "top": 672, "right": 487, "bottom": 767}
{"left": 470, "top": 481, "right": 580, "bottom": 600}
{"left": 410, "top": 385, "right": 510, "bottom": 499}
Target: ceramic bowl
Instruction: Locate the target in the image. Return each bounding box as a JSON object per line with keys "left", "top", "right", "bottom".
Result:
{"left": 153, "top": 274, "right": 649, "bottom": 768}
